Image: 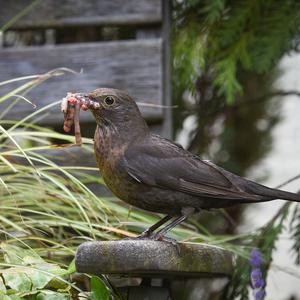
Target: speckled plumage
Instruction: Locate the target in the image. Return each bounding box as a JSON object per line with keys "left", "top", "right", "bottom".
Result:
{"left": 89, "top": 88, "right": 300, "bottom": 219}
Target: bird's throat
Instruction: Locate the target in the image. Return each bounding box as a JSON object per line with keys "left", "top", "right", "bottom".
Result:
{"left": 93, "top": 122, "right": 147, "bottom": 170}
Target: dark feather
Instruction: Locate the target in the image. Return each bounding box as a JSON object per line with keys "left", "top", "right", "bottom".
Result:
{"left": 124, "top": 134, "right": 300, "bottom": 203}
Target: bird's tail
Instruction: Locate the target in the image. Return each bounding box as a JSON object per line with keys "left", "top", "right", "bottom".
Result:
{"left": 245, "top": 181, "right": 300, "bottom": 202}
{"left": 267, "top": 188, "right": 300, "bottom": 202}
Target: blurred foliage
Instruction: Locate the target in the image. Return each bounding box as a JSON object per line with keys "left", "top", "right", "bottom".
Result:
{"left": 172, "top": 2, "right": 300, "bottom": 299}
{"left": 223, "top": 201, "right": 291, "bottom": 300}
{"left": 172, "top": 0, "right": 300, "bottom": 173}
{"left": 173, "top": 0, "right": 300, "bottom": 103}
{"left": 290, "top": 203, "right": 300, "bottom": 265}
{"left": 171, "top": 0, "right": 300, "bottom": 234}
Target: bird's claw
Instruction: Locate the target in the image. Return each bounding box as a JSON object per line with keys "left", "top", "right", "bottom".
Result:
{"left": 121, "top": 234, "right": 181, "bottom": 255}
{"left": 137, "top": 229, "right": 152, "bottom": 239}
{"left": 122, "top": 230, "right": 153, "bottom": 240}
{"left": 150, "top": 234, "right": 181, "bottom": 255}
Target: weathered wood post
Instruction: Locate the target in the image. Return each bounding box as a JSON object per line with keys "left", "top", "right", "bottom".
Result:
{"left": 76, "top": 240, "right": 234, "bottom": 299}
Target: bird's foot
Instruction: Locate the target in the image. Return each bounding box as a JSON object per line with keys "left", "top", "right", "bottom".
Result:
{"left": 122, "top": 233, "right": 181, "bottom": 254}
{"left": 151, "top": 234, "right": 181, "bottom": 254}
{"left": 122, "top": 230, "right": 153, "bottom": 241}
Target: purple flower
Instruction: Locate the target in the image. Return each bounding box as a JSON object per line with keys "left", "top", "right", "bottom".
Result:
{"left": 249, "top": 248, "right": 265, "bottom": 300}
{"left": 250, "top": 248, "right": 263, "bottom": 268}
{"left": 253, "top": 289, "right": 266, "bottom": 300}
{"left": 251, "top": 268, "right": 264, "bottom": 289}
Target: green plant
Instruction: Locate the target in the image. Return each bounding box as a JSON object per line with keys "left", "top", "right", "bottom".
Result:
{"left": 173, "top": 0, "right": 300, "bottom": 103}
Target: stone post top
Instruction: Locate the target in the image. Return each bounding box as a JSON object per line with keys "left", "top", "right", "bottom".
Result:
{"left": 75, "top": 240, "right": 234, "bottom": 278}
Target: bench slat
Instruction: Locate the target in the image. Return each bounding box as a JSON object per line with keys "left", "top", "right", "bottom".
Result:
{"left": 0, "top": 0, "right": 162, "bottom": 28}
{"left": 0, "top": 39, "right": 163, "bottom": 123}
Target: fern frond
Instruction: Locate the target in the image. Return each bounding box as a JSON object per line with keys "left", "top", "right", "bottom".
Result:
{"left": 290, "top": 204, "right": 300, "bottom": 264}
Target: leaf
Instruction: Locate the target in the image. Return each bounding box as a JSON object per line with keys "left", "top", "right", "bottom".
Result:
{"left": 30, "top": 261, "right": 67, "bottom": 290}
{"left": 28, "top": 269, "right": 56, "bottom": 290}
{"left": 25, "top": 263, "right": 65, "bottom": 290}
{"left": 0, "top": 296, "right": 11, "bottom": 300}
{"left": 0, "top": 277, "right": 6, "bottom": 293}
{"left": 67, "top": 258, "right": 76, "bottom": 274}
{"left": 59, "top": 259, "right": 76, "bottom": 276}
{"left": 1, "top": 244, "right": 26, "bottom": 265}
{"left": 0, "top": 243, "right": 67, "bottom": 291}
{"left": 3, "top": 295, "right": 23, "bottom": 300}
{"left": 2, "top": 270, "right": 31, "bottom": 293}
{"left": 1, "top": 243, "right": 42, "bottom": 265}
{"left": 36, "top": 290, "right": 70, "bottom": 300}
{"left": 90, "top": 276, "right": 109, "bottom": 300}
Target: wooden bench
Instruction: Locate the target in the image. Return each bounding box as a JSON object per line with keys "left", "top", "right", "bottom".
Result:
{"left": 0, "top": 0, "right": 171, "bottom": 137}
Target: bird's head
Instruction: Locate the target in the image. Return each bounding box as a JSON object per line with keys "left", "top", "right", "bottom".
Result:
{"left": 85, "top": 88, "right": 149, "bottom": 136}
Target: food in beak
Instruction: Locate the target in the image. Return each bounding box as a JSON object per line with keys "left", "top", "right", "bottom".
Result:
{"left": 61, "top": 92, "right": 100, "bottom": 145}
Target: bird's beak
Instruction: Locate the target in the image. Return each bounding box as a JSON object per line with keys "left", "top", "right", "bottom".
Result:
{"left": 76, "top": 93, "right": 100, "bottom": 111}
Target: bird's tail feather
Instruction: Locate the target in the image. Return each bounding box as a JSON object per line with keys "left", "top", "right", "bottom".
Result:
{"left": 245, "top": 181, "right": 300, "bottom": 202}
{"left": 268, "top": 188, "right": 300, "bottom": 202}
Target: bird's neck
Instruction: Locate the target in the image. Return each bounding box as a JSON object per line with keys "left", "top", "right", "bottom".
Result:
{"left": 94, "top": 120, "right": 149, "bottom": 169}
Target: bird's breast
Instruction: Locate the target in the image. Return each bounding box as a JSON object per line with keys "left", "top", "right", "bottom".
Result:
{"left": 93, "top": 125, "right": 132, "bottom": 198}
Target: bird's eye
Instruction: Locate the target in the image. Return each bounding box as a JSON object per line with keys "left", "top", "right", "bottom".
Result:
{"left": 104, "top": 96, "right": 115, "bottom": 106}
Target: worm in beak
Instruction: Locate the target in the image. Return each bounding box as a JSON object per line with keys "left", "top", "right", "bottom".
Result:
{"left": 61, "top": 92, "right": 100, "bottom": 145}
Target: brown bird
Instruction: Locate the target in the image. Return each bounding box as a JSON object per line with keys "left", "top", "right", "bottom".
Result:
{"left": 79, "top": 88, "right": 300, "bottom": 240}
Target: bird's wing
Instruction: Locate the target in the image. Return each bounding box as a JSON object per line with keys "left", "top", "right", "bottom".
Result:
{"left": 123, "top": 135, "right": 260, "bottom": 201}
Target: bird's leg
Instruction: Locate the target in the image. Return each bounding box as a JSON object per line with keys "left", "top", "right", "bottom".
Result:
{"left": 122, "top": 215, "right": 173, "bottom": 241}
{"left": 150, "top": 214, "right": 192, "bottom": 255}
{"left": 152, "top": 215, "right": 187, "bottom": 240}
{"left": 152, "top": 207, "right": 195, "bottom": 241}
{"left": 138, "top": 215, "right": 173, "bottom": 238}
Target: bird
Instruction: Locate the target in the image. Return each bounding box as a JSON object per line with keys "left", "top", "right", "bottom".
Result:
{"left": 80, "top": 87, "right": 300, "bottom": 240}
